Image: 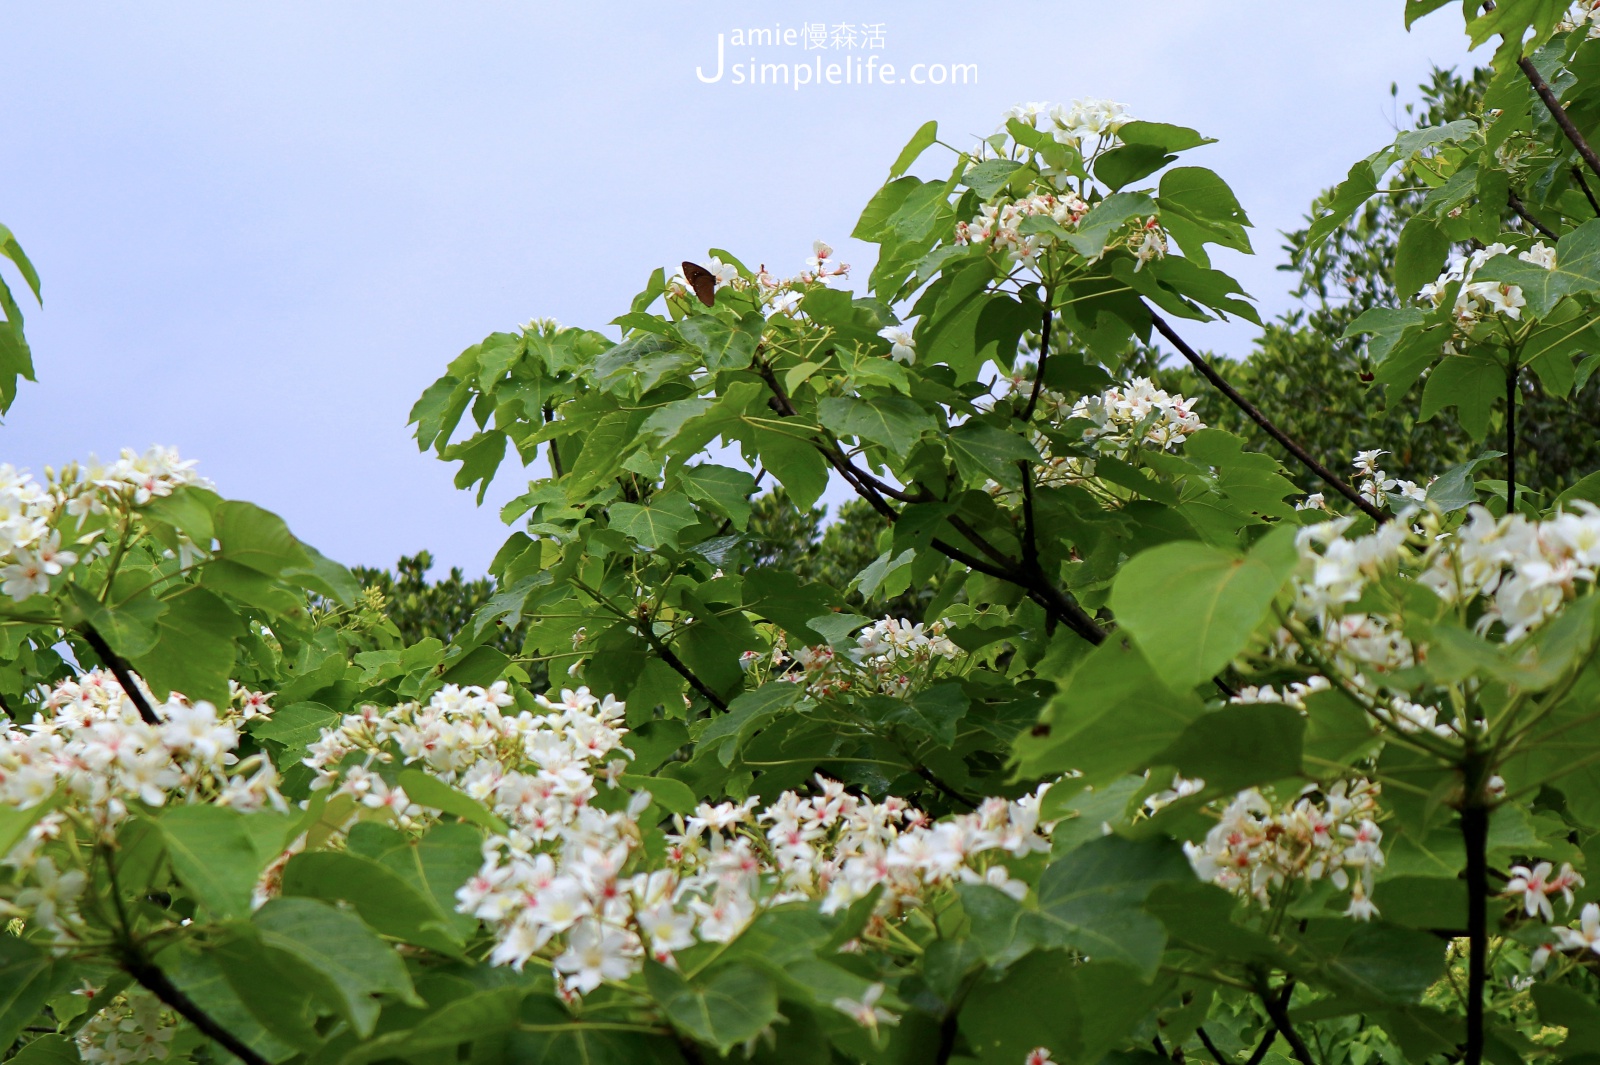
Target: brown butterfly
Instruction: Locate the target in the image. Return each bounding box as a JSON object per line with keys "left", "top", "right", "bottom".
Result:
{"left": 681, "top": 261, "right": 717, "bottom": 308}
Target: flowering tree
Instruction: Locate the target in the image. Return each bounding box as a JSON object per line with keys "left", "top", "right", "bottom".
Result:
{"left": 7, "top": 2, "right": 1600, "bottom": 1064}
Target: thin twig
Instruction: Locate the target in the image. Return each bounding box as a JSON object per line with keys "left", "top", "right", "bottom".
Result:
{"left": 1022, "top": 305, "right": 1053, "bottom": 421}
{"left": 635, "top": 607, "right": 729, "bottom": 713}
{"left": 79, "top": 626, "right": 160, "bottom": 725}
{"left": 1148, "top": 311, "right": 1387, "bottom": 523}
{"left": 121, "top": 953, "right": 273, "bottom": 1065}
{"left": 1244, "top": 1029, "right": 1278, "bottom": 1065}
{"left": 1196, "top": 1027, "right": 1229, "bottom": 1065}
{"left": 1506, "top": 359, "right": 1519, "bottom": 515}
{"left": 1506, "top": 190, "right": 1558, "bottom": 239}
{"left": 1574, "top": 166, "right": 1600, "bottom": 216}
{"left": 911, "top": 764, "right": 978, "bottom": 809}
{"left": 754, "top": 358, "right": 1108, "bottom": 644}
{"left": 1518, "top": 54, "right": 1600, "bottom": 181}
{"left": 1461, "top": 753, "right": 1492, "bottom": 1065}
{"left": 1256, "top": 975, "right": 1314, "bottom": 1065}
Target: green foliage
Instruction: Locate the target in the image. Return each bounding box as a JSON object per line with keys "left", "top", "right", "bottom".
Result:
{"left": 10, "top": 9, "right": 1600, "bottom": 1065}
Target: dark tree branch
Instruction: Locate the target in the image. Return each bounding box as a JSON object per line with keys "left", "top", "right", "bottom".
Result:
{"left": 754, "top": 359, "right": 1108, "bottom": 645}
{"left": 911, "top": 764, "right": 978, "bottom": 810}
{"left": 1506, "top": 190, "right": 1558, "bottom": 239}
{"left": 1244, "top": 1029, "right": 1278, "bottom": 1065}
{"left": 1518, "top": 53, "right": 1600, "bottom": 181}
{"left": 635, "top": 608, "right": 729, "bottom": 713}
{"left": 121, "top": 953, "right": 272, "bottom": 1065}
{"left": 1023, "top": 305, "right": 1053, "bottom": 421}
{"left": 542, "top": 403, "right": 565, "bottom": 479}
{"left": 79, "top": 626, "right": 160, "bottom": 725}
{"left": 1505, "top": 361, "right": 1519, "bottom": 515}
{"left": 1148, "top": 311, "right": 1387, "bottom": 523}
{"left": 1461, "top": 753, "right": 1492, "bottom": 1065}
{"left": 1020, "top": 464, "right": 1040, "bottom": 570}
{"left": 1574, "top": 166, "right": 1600, "bottom": 216}
{"left": 1256, "top": 975, "right": 1314, "bottom": 1065}
{"left": 1196, "top": 1027, "right": 1229, "bottom": 1065}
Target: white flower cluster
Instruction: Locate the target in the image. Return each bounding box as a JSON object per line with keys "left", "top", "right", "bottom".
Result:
{"left": 1421, "top": 503, "right": 1600, "bottom": 640}
{"left": 1000, "top": 98, "right": 1134, "bottom": 152}
{"left": 1502, "top": 861, "right": 1600, "bottom": 972}
{"left": 1299, "top": 502, "right": 1600, "bottom": 644}
{"left": 1184, "top": 780, "right": 1386, "bottom": 920}
{"left": 981, "top": 376, "right": 1203, "bottom": 500}
{"left": 1352, "top": 449, "right": 1426, "bottom": 512}
{"left": 1558, "top": 0, "right": 1600, "bottom": 38}
{"left": 1419, "top": 241, "right": 1555, "bottom": 328}
{"left": 75, "top": 991, "right": 178, "bottom": 1065}
{"left": 763, "top": 616, "right": 964, "bottom": 698}
{"left": 953, "top": 190, "right": 1090, "bottom": 269}
{"left": 1071, "top": 377, "right": 1204, "bottom": 455}
{"left": 666, "top": 241, "right": 849, "bottom": 319}
{"left": 305, "top": 679, "right": 1061, "bottom": 1003}
{"left": 0, "top": 447, "right": 209, "bottom": 603}
{"left": 0, "top": 671, "right": 281, "bottom": 939}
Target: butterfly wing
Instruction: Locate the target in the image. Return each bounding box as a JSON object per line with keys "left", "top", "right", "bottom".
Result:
{"left": 682, "top": 261, "right": 717, "bottom": 308}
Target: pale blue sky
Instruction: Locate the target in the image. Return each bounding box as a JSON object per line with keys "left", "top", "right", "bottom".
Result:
{"left": 2, "top": 2, "right": 1474, "bottom": 574}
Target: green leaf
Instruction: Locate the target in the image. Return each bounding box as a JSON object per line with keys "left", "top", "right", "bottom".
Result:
{"left": 1420, "top": 355, "right": 1502, "bottom": 441}
{"left": 853, "top": 177, "right": 922, "bottom": 242}
{"left": 678, "top": 465, "right": 758, "bottom": 531}
{"left": 697, "top": 684, "right": 803, "bottom": 767}
{"left": 1475, "top": 219, "right": 1600, "bottom": 317}
{"left": 139, "top": 485, "right": 220, "bottom": 544}
{"left": 1394, "top": 215, "right": 1451, "bottom": 300}
{"left": 0, "top": 793, "right": 61, "bottom": 860}
{"left": 1015, "top": 637, "right": 1207, "bottom": 784}
{"left": 201, "top": 559, "right": 306, "bottom": 616}
{"left": 817, "top": 395, "right": 936, "bottom": 454}
{"left": 1293, "top": 920, "right": 1447, "bottom": 1005}
{"left": 409, "top": 375, "right": 470, "bottom": 452}
{"left": 65, "top": 583, "right": 166, "bottom": 659}
{"left": 441, "top": 430, "right": 507, "bottom": 503}
{"left": 963, "top": 159, "right": 1025, "bottom": 197}
{"left": 757, "top": 433, "right": 829, "bottom": 511}
{"left": 396, "top": 768, "right": 510, "bottom": 833}
{"left": 348, "top": 821, "right": 484, "bottom": 942}
{"left": 1110, "top": 526, "right": 1298, "bottom": 692}
{"left": 1031, "top": 834, "right": 1193, "bottom": 978}
{"left": 961, "top": 956, "right": 1165, "bottom": 1065}
{"left": 214, "top": 501, "right": 313, "bottom": 577}
{"left": 608, "top": 493, "right": 699, "bottom": 550}
{"left": 888, "top": 120, "right": 938, "bottom": 179}
{"left": 338, "top": 988, "right": 523, "bottom": 1065}
{"left": 1067, "top": 193, "right": 1157, "bottom": 259}
{"left": 645, "top": 961, "right": 779, "bottom": 1053}
{"left": 1426, "top": 452, "right": 1504, "bottom": 512}
{"left": 0, "top": 224, "right": 42, "bottom": 302}
{"left": 1095, "top": 121, "right": 1212, "bottom": 190}
{"left": 131, "top": 586, "right": 244, "bottom": 705}
{"left": 280, "top": 850, "right": 465, "bottom": 954}
{"left": 947, "top": 421, "right": 1040, "bottom": 489}
{"left": 0, "top": 936, "right": 60, "bottom": 1049}
{"left": 1153, "top": 703, "right": 1305, "bottom": 791}
{"left": 678, "top": 314, "right": 761, "bottom": 372}
{"left": 159, "top": 945, "right": 301, "bottom": 1063}
{"left": 1156, "top": 166, "right": 1252, "bottom": 268}
{"left": 618, "top": 774, "right": 698, "bottom": 815}
{"left": 885, "top": 683, "right": 969, "bottom": 745}
{"left": 253, "top": 897, "right": 418, "bottom": 1038}
{"left": 6, "top": 1036, "right": 79, "bottom": 1065}
{"left": 157, "top": 805, "right": 264, "bottom": 919}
